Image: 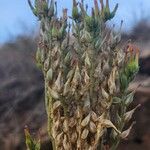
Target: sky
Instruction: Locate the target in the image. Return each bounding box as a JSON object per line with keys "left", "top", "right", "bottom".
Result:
{"left": 0, "top": 0, "right": 150, "bottom": 43}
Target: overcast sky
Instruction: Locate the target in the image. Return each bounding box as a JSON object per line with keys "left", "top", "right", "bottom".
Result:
{"left": 0, "top": 0, "right": 150, "bottom": 43}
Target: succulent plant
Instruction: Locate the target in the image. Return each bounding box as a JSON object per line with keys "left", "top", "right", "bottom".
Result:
{"left": 26, "top": 0, "right": 140, "bottom": 149}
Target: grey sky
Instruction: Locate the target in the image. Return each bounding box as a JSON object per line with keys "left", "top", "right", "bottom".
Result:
{"left": 0, "top": 0, "right": 150, "bottom": 43}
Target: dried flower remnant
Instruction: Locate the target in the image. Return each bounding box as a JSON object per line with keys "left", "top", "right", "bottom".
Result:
{"left": 26, "top": 0, "right": 140, "bottom": 149}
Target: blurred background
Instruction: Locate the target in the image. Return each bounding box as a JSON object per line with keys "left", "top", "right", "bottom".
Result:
{"left": 0, "top": 0, "right": 150, "bottom": 149}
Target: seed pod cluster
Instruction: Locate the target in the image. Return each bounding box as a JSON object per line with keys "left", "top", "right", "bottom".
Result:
{"left": 27, "top": 0, "right": 140, "bottom": 149}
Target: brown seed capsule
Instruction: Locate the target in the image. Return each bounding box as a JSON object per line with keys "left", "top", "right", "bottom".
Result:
{"left": 63, "top": 69, "right": 75, "bottom": 96}
{"left": 69, "top": 117, "right": 77, "bottom": 128}
{"left": 81, "top": 128, "right": 89, "bottom": 140}
{"left": 85, "top": 52, "right": 91, "bottom": 68}
{"left": 63, "top": 79, "right": 71, "bottom": 96}
{"left": 124, "top": 104, "right": 141, "bottom": 122}
{"left": 101, "top": 88, "right": 109, "bottom": 100}
{"left": 52, "top": 125, "right": 58, "bottom": 138}
{"left": 83, "top": 95, "right": 91, "bottom": 113}
{"left": 56, "top": 132, "right": 63, "bottom": 146}
{"left": 102, "top": 119, "right": 121, "bottom": 134}
{"left": 67, "top": 69, "right": 75, "bottom": 79}
{"left": 53, "top": 59, "right": 60, "bottom": 70}
{"left": 63, "top": 134, "right": 70, "bottom": 150}
{"left": 91, "top": 111, "right": 98, "bottom": 122}
{"left": 49, "top": 87, "right": 60, "bottom": 100}
{"left": 75, "top": 107, "right": 81, "bottom": 119}
{"left": 63, "top": 120, "right": 69, "bottom": 133}
{"left": 89, "top": 146, "right": 94, "bottom": 150}
{"left": 53, "top": 71, "right": 63, "bottom": 92}
{"left": 52, "top": 101, "right": 61, "bottom": 111}
{"left": 54, "top": 120, "right": 60, "bottom": 131}
{"left": 81, "top": 113, "right": 91, "bottom": 127}
{"left": 103, "top": 60, "right": 110, "bottom": 76}
{"left": 71, "top": 64, "right": 81, "bottom": 88}
{"left": 71, "top": 132, "right": 78, "bottom": 143}
{"left": 120, "top": 122, "right": 136, "bottom": 139}
{"left": 107, "top": 67, "right": 117, "bottom": 94}
{"left": 84, "top": 70, "right": 90, "bottom": 84}
{"left": 89, "top": 121, "right": 97, "bottom": 133}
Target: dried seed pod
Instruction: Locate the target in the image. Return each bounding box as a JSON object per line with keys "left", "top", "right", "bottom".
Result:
{"left": 81, "top": 128, "right": 89, "bottom": 140}
{"left": 84, "top": 70, "right": 90, "bottom": 84}
{"left": 89, "top": 146, "right": 94, "bottom": 150}
{"left": 94, "top": 61, "right": 102, "bottom": 78}
{"left": 101, "top": 119, "right": 121, "bottom": 134}
{"left": 66, "top": 69, "right": 75, "bottom": 79}
{"left": 56, "top": 132, "right": 63, "bottom": 146}
{"left": 69, "top": 117, "right": 77, "bottom": 128}
{"left": 101, "top": 88, "right": 109, "bottom": 100}
{"left": 51, "top": 46, "right": 59, "bottom": 57}
{"left": 48, "top": 87, "right": 60, "bottom": 100}
{"left": 53, "top": 71, "right": 63, "bottom": 92}
{"left": 63, "top": 79, "right": 71, "bottom": 96}
{"left": 80, "top": 32, "right": 87, "bottom": 43}
{"left": 120, "top": 122, "right": 136, "bottom": 139}
{"left": 71, "top": 64, "right": 81, "bottom": 90}
{"left": 91, "top": 111, "right": 98, "bottom": 122}
{"left": 63, "top": 134, "right": 70, "bottom": 150}
{"left": 52, "top": 125, "right": 58, "bottom": 139}
{"left": 103, "top": 61, "right": 110, "bottom": 76}
{"left": 85, "top": 52, "right": 91, "bottom": 68}
{"left": 108, "top": 67, "right": 117, "bottom": 94}
{"left": 54, "top": 120, "right": 60, "bottom": 131}
{"left": 89, "top": 121, "right": 97, "bottom": 133}
{"left": 124, "top": 104, "right": 141, "bottom": 122}
{"left": 75, "top": 107, "right": 81, "bottom": 119}
{"left": 63, "top": 70, "right": 75, "bottom": 96}
{"left": 46, "top": 68, "right": 53, "bottom": 81}
{"left": 83, "top": 94, "right": 91, "bottom": 112}
{"left": 71, "top": 132, "right": 78, "bottom": 143}
{"left": 81, "top": 113, "right": 91, "bottom": 127}
{"left": 52, "top": 101, "right": 61, "bottom": 111}
{"left": 63, "top": 120, "right": 69, "bottom": 133}
{"left": 53, "top": 59, "right": 60, "bottom": 70}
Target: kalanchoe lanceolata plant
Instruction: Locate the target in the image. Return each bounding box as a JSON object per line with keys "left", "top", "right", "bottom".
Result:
{"left": 25, "top": 0, "right": 140, "bottom": 149}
